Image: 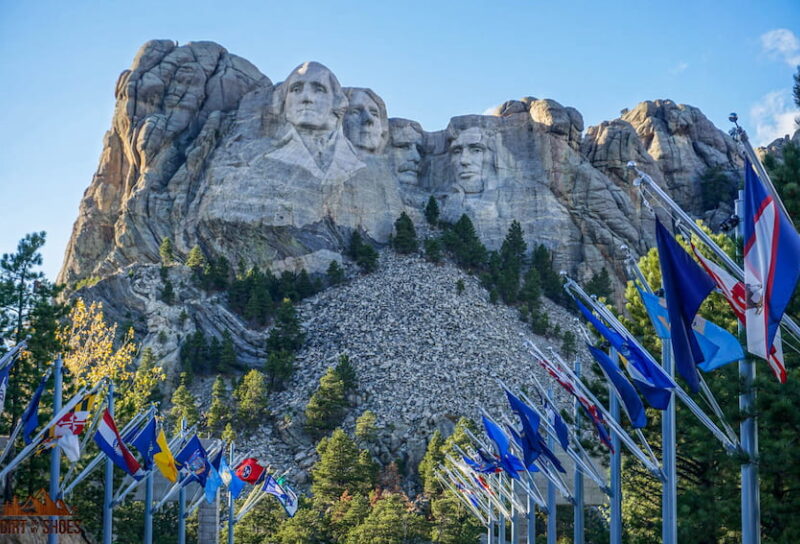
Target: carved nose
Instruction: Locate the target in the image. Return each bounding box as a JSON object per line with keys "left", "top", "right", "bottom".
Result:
{"left": 360, "top": 111, "right": 373, "bottom": 125}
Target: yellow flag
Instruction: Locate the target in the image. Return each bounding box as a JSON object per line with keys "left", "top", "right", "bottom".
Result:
{"left": 153, "top": 429, "right": 179, "bottom": 483}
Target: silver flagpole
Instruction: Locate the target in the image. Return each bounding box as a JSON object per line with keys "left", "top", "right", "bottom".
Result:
{"left": 573, "top": 357, "right": 584, "bottom": 544}
{"left": 609, "top": 349, "right": 622, "bottom": 544}
{"left": 735, "top": 180, "right": 760, "bottom": 544}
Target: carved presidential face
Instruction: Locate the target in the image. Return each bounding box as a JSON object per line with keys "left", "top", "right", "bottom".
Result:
{"left": 283, "top": 63, "right": 337, "bottom": 131}
{"left": 449, "top": 127, "right": 488, "bottom": 194}
{"left": 344, "top": 90, "right": 384, "bottom": 153}
{"left": 389, "top": 124, "right": 423, "bottom": 185}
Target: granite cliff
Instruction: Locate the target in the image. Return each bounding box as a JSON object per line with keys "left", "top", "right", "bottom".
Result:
{"left": 58, "top": 40, "right": 746, "bottom": 474}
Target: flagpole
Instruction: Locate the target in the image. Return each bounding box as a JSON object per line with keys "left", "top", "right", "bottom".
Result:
{"left": 227, "top": 441, "right": 235, "bottom": 544}
{"left": 527, "top": 472, "right": 536, "bottom": 544}
{"left": 609, "top": 349, "right": 622, "bottom": 544}
{"left": 144, "top": 468, "right": 153, "bottom": 544}
{"left": 510, "top": 478, "right": 520, "bottom": 544}
{"left": 735, "top": 185, "right": 761, "bottom": 544}
{"left": 546, "top": 387, "right": 557, "bottom": 544}
{"left": 48, "top": 355, "right": 62, "bottom": 544}
{"left": 102, "top": 381, "right": 114, "bottom": 544}
{"left": 178, "top": 419, "right": 187, "bottom": 544}
{"left": 573, "top": 358, "right": 584, "bottom": 544}
{"left": 625, "top": 252, "right": 678, "bottom": 544}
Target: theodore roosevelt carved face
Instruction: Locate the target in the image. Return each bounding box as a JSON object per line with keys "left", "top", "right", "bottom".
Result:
{"left": 388, "top": 120, "right": 423, "bottom": 185}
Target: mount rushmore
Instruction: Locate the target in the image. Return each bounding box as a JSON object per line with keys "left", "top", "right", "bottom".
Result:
{"left": 58, "top": 39, "right": 743, "bottom": 292}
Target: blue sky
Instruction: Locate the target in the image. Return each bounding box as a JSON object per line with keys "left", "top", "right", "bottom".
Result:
{"left": 1, "top": 0, "right": 798, "bottom": 280}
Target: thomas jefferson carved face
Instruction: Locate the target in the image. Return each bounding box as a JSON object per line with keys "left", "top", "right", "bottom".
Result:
{"left": 344, "top": 90, "right": 384, "bottom": 153}
{"left": 389, "top": 124, "right": 423, "bottom": 185}
{"left": 449, "top": 127, "right": 488, "bottom": 194}
{"left": 283, "top": 62, "right": 337, "bottom": 131}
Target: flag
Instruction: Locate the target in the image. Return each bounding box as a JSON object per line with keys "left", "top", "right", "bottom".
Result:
{"left": 94, "top": 409, "right": 145, "bottom": 480}
{"left": 279, "top": 483, "right": 299, "bottom": 517}
{"left": 52, "top": 394, "right": 95, "bottom": 462}
{"left": 22, "top": 373, "right": 49, "bottom": 445}
{"left": 262, "top": 475, "right": 299, "bottom": 517}
{"left": 575, "top": 299, "right": 674, "bottom": 409}
{"left": 175, "top": 435, "right": 210, "bottom": 487}
{"left": 0, "top": 356, "right": 15, "bottom": 414}
{"left": 693, "top": 243, "right": 787, "bottom": 381}
{"left": 130, "top": 416, "right": 157, "bottom": 469}
{"left": 482, "top": 416, "right": 522, "bottom": 479}
{"left": 504, "top": 390, "right": 543, "bottom": 466}
{"left": 235, "top": 457, "right": 265, "bottom": 484}
{"left": 638, "top": 288, "right": 744, "bottom": 372}
{"left": 544, "top": 401, "right": 570, "bottom": 451}
{"left": 655, "top": 219, "right": 715, "bottom": 393}
{"left": 455, "top": 482, "right": 482, "bottom": 510}
{"left": 535, "top": 355, "right": 614, "bottom": 452}
{"left": 219, "top": 454, "right": 246, "bottom": 499}
{"left": 463, "top": 454, "right": 502, "bottom": 474}
{"left": 204, "top": 464, "right": 223, "bottom": 504}
{"left": 587, "top": 345, "right": 647, "bottom": 428}
{"left": 743, "top": 157, "right": 800, "bottom": 373}
{"left": 153, "top": 426, "right": 179, "bottom": 483}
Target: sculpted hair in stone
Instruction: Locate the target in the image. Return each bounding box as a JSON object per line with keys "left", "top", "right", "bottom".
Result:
{"left": 446, "top": 124, "right": 500, "bottom": 174}
{"left": 273, "top": 61, "right": 348, "bottom": 120}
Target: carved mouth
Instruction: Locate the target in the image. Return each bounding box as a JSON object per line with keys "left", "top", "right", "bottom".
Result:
{"left": 398, "top": 164, "right": 419, "bottom": 174}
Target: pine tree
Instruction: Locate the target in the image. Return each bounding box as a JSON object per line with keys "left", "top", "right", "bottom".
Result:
{"left": 424, "top": 238, "right": 442, "bottom": 263}
{"left": 562, "top": 330, "right": 577, "bottom": 357}
{"left": 346, "top": 493, "right": 429, "bottom": 544}
{"left": 497, "top": 220, "right": 526, "bottom": 303}
{"left": 169, "top": 375, "right": 199, "bottom": 432}
{"left": 186, "top": 245, "right": 206, "bottom": 272}
{"left": 424, "top": 195, "right": 440, "bottom": 226}
{"left": 531, "top": 244, "right": 563, "bottom": 303}
{"left": 161, "top": 279, "right": 175, "bottom": 305}
{"left": 585, "top": 267, "right": 613, "bottom": 300}
{"left": 295, "top": 269, "right": 317, "bottom": 299}
{"left": 207, "top": 376, "right": 230, "bottom": 433}
{"left": 392, "top": 212, "right": 418, "bottom": 254}
{"left": 305, "top": 367, "right": 347, "bottom": 439}
{"left": 442, "top": 214, "right": 487, "bottom": 271}
{"left": 221, "top": 423, "right": 237, "bottom": 444}
{"left": 234, "top": 370, "right": 269, "bottom": 428}
{"left": 219, "top": 331, "right": 237, "bottom": 372}
{"left": 311, "top": 429, "right": 376, "bottom": 506}
{"left": 335, "top": 354, "right": 357, "bottom": 393}
{"left": 355, "top": 410, "right": 377, "bottom": 445}
{"left": 519, "top": 267, "right": 542, "bottom": 309}
{"left": 264, "top": 350, "right": 294, "bottom": 391}
{"left": 418, "top": 429, "right": 445, "bottom": 495}
{"left": 327, "top": 260, "right": 346, "bottom": 285}
{"left": 330, "top": 492, "right": 371, "bottom": 543}
{"left": 266, "top": 299, "right": 305, "bottom": 353}
{"left": 159, "top": 237, "right": 175, "bottom": 265}
{"left": 349, "top": 231, "right": 379, "bottom": 273}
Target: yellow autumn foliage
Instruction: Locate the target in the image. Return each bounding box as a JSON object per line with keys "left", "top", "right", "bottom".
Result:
{"left": 58, "top": 298, "right": 160, "bottom": 390}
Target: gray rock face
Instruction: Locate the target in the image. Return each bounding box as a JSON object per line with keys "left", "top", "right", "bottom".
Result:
{"left": 59, "top": 42, "right": 741, "bottom": 290}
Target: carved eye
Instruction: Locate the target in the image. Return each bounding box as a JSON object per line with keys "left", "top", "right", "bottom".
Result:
{"left": 313, "top": 83, "right": 327, "bottom": 93}
{"left": 369, "top": 108, "right": 379, "bottom": 116}
{"left": 289, "top": 83, "right": 302, "bottom": 93}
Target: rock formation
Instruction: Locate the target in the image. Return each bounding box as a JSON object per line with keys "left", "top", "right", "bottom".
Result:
{"left": 59, "top": 41, "right": 741, "bottom": 290}
{"left": 57, "top": 39, "right": 752, "bottom": 483}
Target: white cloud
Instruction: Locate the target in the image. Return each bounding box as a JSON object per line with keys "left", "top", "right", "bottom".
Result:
{"left": 669, "top": 61, "right": 689, "bottom": 75}
{"left": 749, "top": 89, "right": 799, "bottom": 145}
{"left": 760, "top": 28, "right": 800, "bottom": 66}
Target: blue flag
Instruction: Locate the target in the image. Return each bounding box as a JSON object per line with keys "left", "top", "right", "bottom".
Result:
{"left": 639, "top": 288, "right": 744, "bottom": 371}
{"left": 655, "top": 219, "right": 715, "bottom": 393}
{"left": 505, "top": 390, "right": 543, "bottom": 466}
{"left": 175, "top": 435, "right": 210, "bottom": 487}
{"left": 482, "top": 416, "right": 521, "bottom": 480}
{"left": 544, "top": 402, "right": 570, "bottom": 451}
{"left": 575, "top": 298, "right": 674, "bottom": 409}
{"left": 0, "top": 356, "right": 15, "bottom": 414}
{"left": 130, "top": 416, "right": 158, "bottom": 470}
{"left": 205, "top": 464, "right": 223, "bottom": 503}
{"left": 743, "top": 157, "right": 800, "bottom": 381}
{"left": 21, "top": 373, "right": 49, "bottom": 445}
{"left": 219, "top": 454, "right": 246, "bottom": 499}
{"left": 587, "top": 345, "right": 647, "bottom": 428}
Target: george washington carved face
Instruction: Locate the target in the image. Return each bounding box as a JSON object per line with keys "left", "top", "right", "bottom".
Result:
{"left": 280, "top": 62, "right": 345, "bottom": 132}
